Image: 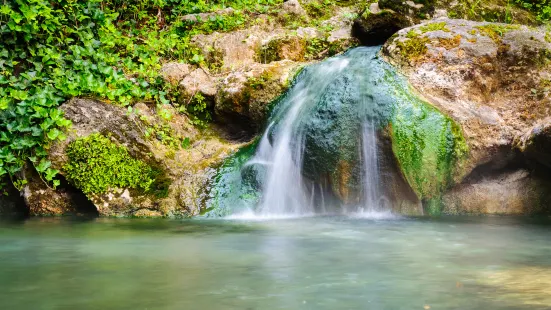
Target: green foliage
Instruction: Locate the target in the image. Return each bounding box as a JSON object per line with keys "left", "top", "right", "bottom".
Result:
{"left": 514, "top": 0, "right": 551, "bottom": 21}
{"left": 1, "top": 0, "right": 286, "bottom": 192}
{"left": 0, "top": 0, "right": 175, "bottom": 191}
{"left": 64, "top": 134, "right": 157, "bottom": 194}
{"left": 185, "top": 93, "right": 212, "bottom": 127}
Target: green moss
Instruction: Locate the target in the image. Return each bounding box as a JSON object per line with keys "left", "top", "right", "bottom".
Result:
{"left": 419, "top": 22, "right": 450, "bottom": 33}
{"left": 64, "top": 134, "right": 160, "bottom": 195}
{"left": 475, "top": 24, "right": 520, "bottom": 43}
{"left": 388, "top": 78, "right": 468, "bottom": 215}
{"left": 395, "top": 32, "right": 431, "bottom": 61}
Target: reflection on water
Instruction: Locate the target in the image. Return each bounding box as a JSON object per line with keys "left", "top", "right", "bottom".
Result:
{"left": 0, "top": 216, "right": 550, "bottom": 309}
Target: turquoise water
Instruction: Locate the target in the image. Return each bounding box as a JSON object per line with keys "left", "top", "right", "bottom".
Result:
{"left": 1, "top": 216, "right": 551, "bottom": 309}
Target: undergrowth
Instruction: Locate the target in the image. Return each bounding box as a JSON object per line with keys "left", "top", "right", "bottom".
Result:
{"left": 0, "top": 0, "right": 283, "bottom": 192}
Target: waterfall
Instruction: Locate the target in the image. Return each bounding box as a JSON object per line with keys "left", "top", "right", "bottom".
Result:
{"left": 251, "top": 58, "right": 351, "bottom": 216}
{"left": 243, "top": 47, "right": 390, "bottom": 217}
{"left": 210, "top": 47, "right": 407, "bottom": 218}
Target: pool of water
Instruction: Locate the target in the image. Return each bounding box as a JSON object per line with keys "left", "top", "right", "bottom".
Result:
{"left": 1, "top": 215, "right": 551, "bottom": 309}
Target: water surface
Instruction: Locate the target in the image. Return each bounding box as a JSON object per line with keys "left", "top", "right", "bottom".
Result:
{"left": 1, "top": 216, "right": 550, "bottom": 309}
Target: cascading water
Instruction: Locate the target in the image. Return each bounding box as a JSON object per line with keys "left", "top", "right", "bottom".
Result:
{"left": 207, "top": 46, "right": 467, "bottom": 218}
{"left": 251, "top": 57, "right": 353, "bottom": 216}
{"left": 214, "top": 46, "right": 394, "bottom": 217}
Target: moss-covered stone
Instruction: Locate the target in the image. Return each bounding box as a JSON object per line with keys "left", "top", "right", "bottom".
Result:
{"left": 258, "top": 37, "right": 307, "bottom": 63}
{"left": 64, "top": 134, "right": 162, "bottom": 195}
{"left": 476, "top": 24, "right": 520, "bottom": 43}
{"left": 419, "top": 22, "right": 450, "bottom": 33}
{"left": 388, "top": 82, "right": 468, "bottom": 209}
{"left": 395, "top": 31, "right": 431, "bottom": 62}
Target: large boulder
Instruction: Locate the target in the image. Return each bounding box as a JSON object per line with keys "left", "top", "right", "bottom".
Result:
{"left": 24, "top": 98, "right": 241, "bottom": 217}
{"left": 383, "top": 19, "right": 551, "bottom": 213}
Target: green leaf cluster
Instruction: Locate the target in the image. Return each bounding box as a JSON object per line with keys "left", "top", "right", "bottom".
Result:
{"left": 63, "top": 133, "right": 157, "bottom": 194}
{"left": 514, "top": 0, "right": 551, "bottom": 21}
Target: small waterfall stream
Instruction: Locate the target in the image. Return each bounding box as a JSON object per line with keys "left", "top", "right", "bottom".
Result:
{"left": 240, "top": 47, "right": 390, "bottom": 217}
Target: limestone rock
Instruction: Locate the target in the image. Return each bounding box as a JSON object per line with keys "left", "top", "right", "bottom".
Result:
{"left": 442, "top": 169, "right": 551, "bottom": 215}
{"left": 27, "top": 98, "right": 241, "bottom": 217}
{"left": 383, "top": 19, "right": 551, "bottom": 214}
{"left": 160, "top": 62, "right": 194, "bottom": 84}
{"left": 180, "top": 68, "right": 217, "bottom": 98}
{"left": 516, "top": 118, "right": 551, "bottom": 169}
{"left": 215, "top": 60, "right": 303, "bottom": 135}
{"left": 281, "top": 0, "right": 307, "bottom": 18}
{"left": 383, "top": 19, "right": 551, "bottom": 178}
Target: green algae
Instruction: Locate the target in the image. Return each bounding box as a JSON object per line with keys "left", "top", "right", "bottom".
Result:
{"left": 204, "top": 139, "right": 260, "bottom": 217}
{"left": 384, "top": 73, "right": 468, "bottom": 215}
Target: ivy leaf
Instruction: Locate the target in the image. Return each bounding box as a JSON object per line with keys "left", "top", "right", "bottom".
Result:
{"left": 47, "top": 128, "right": 61, "bottom": 141}
{"left": 36, "top": 159, "right": 51, "bottom": 173}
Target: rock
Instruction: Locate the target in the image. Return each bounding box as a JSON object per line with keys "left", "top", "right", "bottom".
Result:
{"left": 281, "top": 0, "right": 307, "bottom": 18}
{"left": 181, "top": 8, "right": 235, "bottom": 23}
{"left": 383, "top": 19, "right": 551, "bottom": 179}
{"left": 26, "top": 98, "right": 241, "bottom": 217}
{"left": 160, "top": 62, "right": 194, "bottom": 84}
{"left": 185, "top": 6, "right": 356, "bottom": 135}
{"left": 21, "top": 168, "right": 85, "bottom": 216}
{"left": 258, "top": 36, "right": 307, "bottom": 63}
{"left": 442, "top": 169, "right": 551, "bottom": 215}
{"left": 179, "top": 68, "right": 217, "bottom": 98}
{"left": 215, "top": 60, "right": 303, "bottom": 138}
{"left": 383, "top": 19, "right": 551, "bottom": 213}
{"left": 516, "top": 118, "right": 551, "bottom": 169}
